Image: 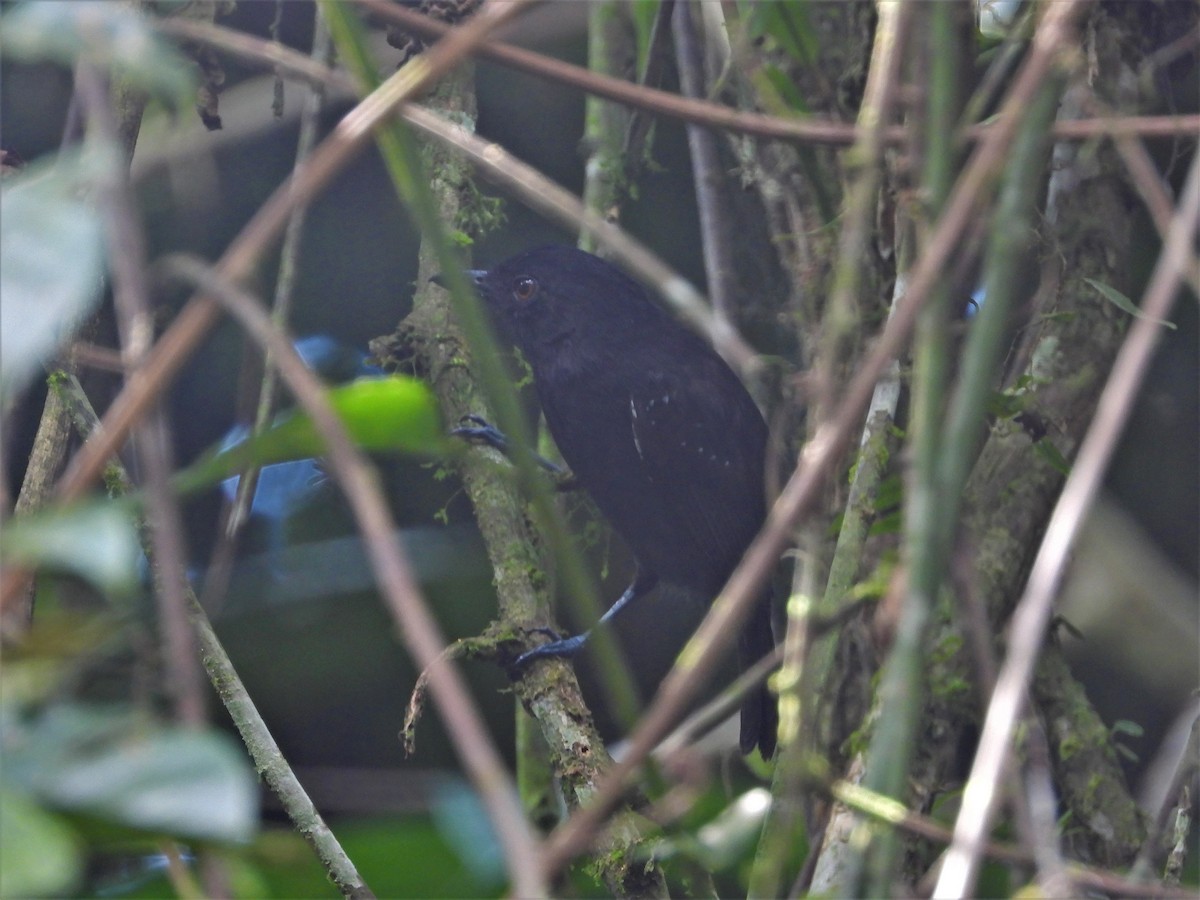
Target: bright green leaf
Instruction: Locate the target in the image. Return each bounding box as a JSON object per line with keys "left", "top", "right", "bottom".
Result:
{"left": 175, "top": 376, "right": 446, "bottom": 495}
{"left": 0, "top": 790, "right": 83, "bottom": 898}
{"left": 1084, "top": 277, "right": 1176, "bottom": 330}
{"left": 0, "top": 501, "right": 139, "bottom": 598}
{"left": 2, "top": 1, "right": 194, "bottom": 104}
{"left": 0, "top": 151, "right": 112, "bottom": 403}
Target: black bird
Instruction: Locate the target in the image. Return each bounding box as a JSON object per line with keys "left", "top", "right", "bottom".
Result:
{"left": 468, "top": 245, "right": 778, "bottom": 757}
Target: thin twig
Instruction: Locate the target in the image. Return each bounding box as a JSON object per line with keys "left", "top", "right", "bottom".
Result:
{"left": 158, "top": 253, "right": 546, "bottom": 899}
{"left": 40, "top": 359, "right": 375, "bottom": 898}
{"left": 621, "top": 0, "right": 674, "bottom": 164}
{"left": 74, "top": 63, "right": 207, "bottom": 729}
{"left": 952, "top": 552, "right": 1070, "bottom": 892}
{"left": 828, "top": 778, "right": 1196, "bottom": 899}
{"left": 65, "top": 341, "right": 126, "bottom": 373}
{"left": 190, "top": 592, "right": 376, "bottom": 899}
{"left": 1131, "top": 704, "right": 1200, "bottom": 883}
{"left": 935, "top": 138, "right": 1200, "bottom": 900}
{"left": 655, "top": 645, "right": 784, "bottom": 757}
{"left": 1099, "top": 96, "right": 1200, "bottom": 299}
{"left": 672, "top": 1, "right": 737, "bottom": 332}
{"left": 200, "top": 7, "right": 334, "bottom": 616}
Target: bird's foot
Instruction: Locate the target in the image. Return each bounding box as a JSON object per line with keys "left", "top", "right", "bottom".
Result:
{"left": 452, "top": 414, "right": 569, "bottom": 478}
{"left": 451, "top": 414, "right": 509, "bottom": 453}
{"left": 514, "top": 629, "right": 590, "bottom": 668}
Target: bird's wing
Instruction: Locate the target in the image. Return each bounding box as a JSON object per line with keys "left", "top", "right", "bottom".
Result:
{"left": 627, "top": 361, "right": 766, "bottom": 579}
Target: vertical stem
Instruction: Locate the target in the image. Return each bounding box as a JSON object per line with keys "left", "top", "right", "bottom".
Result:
{"left": 853, "top": 2, "right": 964, "bottom": 891}
{"left": 672, "top": 0, "right": 735, "bottom": 322}
{"left": 579, "top": 0, "right": 634, "bottom": 255}
{"left": 756, "top": 3, "right": 911, "bottom": 895}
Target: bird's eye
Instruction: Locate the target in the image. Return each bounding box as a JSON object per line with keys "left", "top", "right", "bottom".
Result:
{"left": 513, "top": 276, "right": 539, "bottom": 303}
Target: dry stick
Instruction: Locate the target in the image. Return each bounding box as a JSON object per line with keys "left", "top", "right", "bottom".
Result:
{"left": 66, "top": 342, "right": 126, "bottom": 373}
{"left": 161, "top": 254, "right": 546, "bottom": 899}
{"left": 1104, "top": 106, "right": 1200, "bottom": 299}
{"left": 195, "top": 588, "right": 376, "bottom": 900}
{"left": 830, "top": 777, "right": 1198, "bottom": 900}
{"left": 200, "top": 9, "right": 335, "bottom": 616}
{"left": 1131, "top": 705, "right": 1200, "bottom": 883}
{"left": 537, "top": 0, "right": 1094, "bottom": 878}
{"left": 34, "top": 358, "right": 375, "bottom": 898}
{"left": 621, "top": 0, "right": 674, "bottom": 164}
{"left": 363, "top": 1, "right": 1200, "bottom": 147}
{"left": 0, "top": 0, "right": 528, "bottom": 609}
{"left": 934, "top": 145, "right": 1200, "bottom": 900}
{"left": 950, "top": 554, "right": 1069, "bottom": 895}
{"left": 210, "top": 611, "right": 377, "bottom": 897}
{"left": 672, "top": 1, "right": 736, "bottom": 323}
{"left": 655, "top": 645, "right": 784, "bottom": 758}
{"left": 73, "top": 64, "right": 208, "bottom": 730}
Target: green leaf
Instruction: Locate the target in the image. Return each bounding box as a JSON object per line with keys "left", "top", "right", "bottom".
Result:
{"left": 629, "top": 0, "right": 661, "bottom": 74}
{"left": 692, "top": 787, "right": 771, "bottom": 869}
{"left": 741, "top": 1, "right": 817, "bottom": 63}
{"left": 175, "top": 376, "right": 446, "bottom": 495}
{"left": 0, "top": 790, "right": 83, "bottom": 898}
{"left": 1084, "top": 277, "right": 1176, "bottom": 330}
{"left": 642, "top": 787, "right": 770, "bottom": 870}
{"left": 762, "top": 64, "right": 810, "bottom": 113}
{"left": 0, "top": 150, "right": 112, "bottom": 403}
{"left": 3, "top": 704, "right": 258, "bottom": 844}
{"left": 1033, "top": 438, "right": 1071, "bottom": 476}
{"left": 1, "top": 1, "right": 194, "bottom": 104}
{"left": 1111, "top": 719, "right": 1145, "bottom": 738}
{"left": 0, "top": 501, "right": 140, "bottom": 598}
{"left": 867, "top": 509, "right": 903, "bottom": 538}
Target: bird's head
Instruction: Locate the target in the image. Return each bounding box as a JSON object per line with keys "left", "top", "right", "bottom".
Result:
{"left": 467, "top": 245, "right": 659, "bottom": 371}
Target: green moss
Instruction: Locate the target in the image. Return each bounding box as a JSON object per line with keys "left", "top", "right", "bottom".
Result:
{"left": 1058, "top": 732, "right": 1084, "bottom": 761}
{"left": 101, "top": 463, "right": 126, "bottom": 496}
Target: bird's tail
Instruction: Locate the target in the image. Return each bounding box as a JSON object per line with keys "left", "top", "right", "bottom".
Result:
{"left": 738, "top": 592, "right": 779, "bottom": 757}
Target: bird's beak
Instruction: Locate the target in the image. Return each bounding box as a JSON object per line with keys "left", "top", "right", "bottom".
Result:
{"left": 429, "top": 270, "right": 487, "bottom": 288}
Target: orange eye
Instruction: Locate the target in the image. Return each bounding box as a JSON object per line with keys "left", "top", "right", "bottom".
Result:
{"left": 513, "top": 276, "right": 539, "bottom": 303}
